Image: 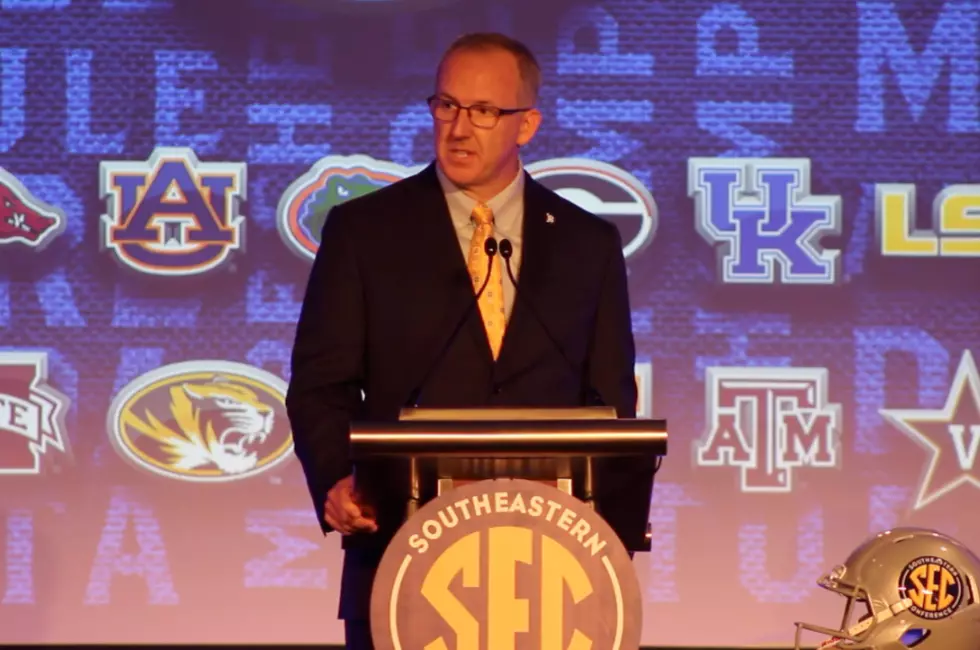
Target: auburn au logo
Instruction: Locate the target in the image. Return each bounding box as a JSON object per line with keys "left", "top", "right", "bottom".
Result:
{"left": 99, "top": 147, "right": 246, "bottom": 276}
{"left": 106, "top": 360, "right": 293, "bottom": 482}
{"left": 370, "top": 478, "right": 643, "bottom": 650}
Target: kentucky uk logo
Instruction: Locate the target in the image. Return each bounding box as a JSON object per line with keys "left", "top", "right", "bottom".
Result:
{"left": 99, "top": 147, "right": 246, "bottom": 276}
{"left": 0, "top": 167, "right": 67, "bottom": 250}
{"left": 688, "top": 158, "right": 842, "bottom": 284}
{"left": 277, "top": 154, "right": 657, "bottom": 262}
{"left": 107, "top": 360, "right": 294, "bottom": 482}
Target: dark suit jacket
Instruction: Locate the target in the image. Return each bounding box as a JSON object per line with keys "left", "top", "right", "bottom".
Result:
{"left": 285, "top": 162, "right": 638, "bottom": 621}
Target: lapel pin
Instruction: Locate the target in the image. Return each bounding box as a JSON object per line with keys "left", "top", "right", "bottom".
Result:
{"left": 545, "top": 213, "right": 555, "bottom": 224}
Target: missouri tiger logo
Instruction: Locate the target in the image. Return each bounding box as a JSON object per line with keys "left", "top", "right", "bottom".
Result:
{"left": 277, "top": 154, "right": 419, "bottom": 260}
{"left": 370, "top": 478, "right": 643, "bottom": 650}
{"left": 0, "top": 167, "right": 67, "bottom": 250}
{"left": 99, "top": 147, "right": 246, "bottom": 276}
{"left": 107, "top": 361, "right": 293, "bottom": 482}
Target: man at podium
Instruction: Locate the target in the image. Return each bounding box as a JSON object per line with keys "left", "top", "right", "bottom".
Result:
{"left": 286, "top": 31, "right": 638, "bottom": 650}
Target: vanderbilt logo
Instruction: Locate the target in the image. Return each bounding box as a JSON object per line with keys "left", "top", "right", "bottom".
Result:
{"left": 369, "top": 478, "right": 642, "bottom": 650}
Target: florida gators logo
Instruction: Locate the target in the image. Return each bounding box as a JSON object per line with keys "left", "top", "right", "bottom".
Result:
{"left": 99, "top": 147, "right": 246, "bottom": 276}
{"left": 0, "top": 167, "right": 67, "bottom": 250}
{"left": 277, "top": 155, "right": 419, "bottom": 260}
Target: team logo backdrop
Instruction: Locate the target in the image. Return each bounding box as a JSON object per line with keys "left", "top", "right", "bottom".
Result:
{"left": 1, "top": 0, "right": 978, "bottom": 646}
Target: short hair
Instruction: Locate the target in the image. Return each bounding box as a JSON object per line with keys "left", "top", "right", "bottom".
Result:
{"left": 438, "top": 32, "right": 541, "bottom": 104}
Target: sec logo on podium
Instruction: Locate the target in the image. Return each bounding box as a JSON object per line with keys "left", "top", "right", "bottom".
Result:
{"left": 369, "top": 478, "right": 642, "bottom": 650}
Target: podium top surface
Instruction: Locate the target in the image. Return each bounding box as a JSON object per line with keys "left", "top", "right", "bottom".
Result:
{"left": 349, "top": 407, "right": 667, "bottom": 458}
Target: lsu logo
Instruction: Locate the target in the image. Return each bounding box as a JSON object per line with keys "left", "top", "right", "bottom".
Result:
{"left": 0, "top": 168, "right": 67, "bottom": 250}
{"left": 877, "top": 184, "right": 980, "bottom": 257}
{"left": 0, "top": 351, "right": 70, "bottom": 475}
{"left": 525, "top": 158, "right": 657, "bottom": 261}
{"left": 106, "top": 360, "right": 293, "bottom": 482}
{"left": 277, "top": 154, "right": 418, "bottom": 260}
{"left": 899, "top": 556, "right": 963, "bottom": 620}
{"left": 694, "top": 367, "right": 842, "bottom": 492}
{"left": 99, "top": 147, "right": 246, "bottom": 276}
{"left": 688, "top": 158, "right": 842, "bottom": 284}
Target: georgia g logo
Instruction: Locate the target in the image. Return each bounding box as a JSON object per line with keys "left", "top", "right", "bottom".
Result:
{"left": 0, "top": 167, "right": 67, "bottom": 250}
{"left": 106, "top": 360, "right": 293, "bottom": 482}
{"left": 277, "top": 154, "right": 419, "bottom": 260}
{"left": 99, "top": 147, "right": 246, "bottom": 276}
{"left": 526, "top": 157, "right": 657, "bottom": 261}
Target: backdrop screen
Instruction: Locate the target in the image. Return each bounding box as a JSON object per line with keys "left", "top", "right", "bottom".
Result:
{"left": 1, "top": 0, "right": 979, "bottom": 646}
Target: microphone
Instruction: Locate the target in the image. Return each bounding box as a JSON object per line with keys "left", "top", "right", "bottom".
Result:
{"left": 498, "top": 238, "right": 605, "bottom": 407}
{"left": 405, "top": 237, "right": 498, "bottom": 407}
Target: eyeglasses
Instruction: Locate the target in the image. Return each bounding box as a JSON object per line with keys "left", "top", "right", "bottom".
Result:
{"left": 426, "top": 95, "right": 532, "bottom": 129}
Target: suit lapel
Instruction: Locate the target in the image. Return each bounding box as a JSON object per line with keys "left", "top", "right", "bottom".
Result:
{"left": 495, "top": 175, "right": 554, "bottom": 379}
{"left": 408, "top": 164, "right": 496, "bottom": 369}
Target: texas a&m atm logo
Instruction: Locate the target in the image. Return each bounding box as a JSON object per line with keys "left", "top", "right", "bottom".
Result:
{"left": 99, "top": 147, "right": 246, "bottom": 276}
{"left": 0, "top": 351, "right": 71, "bottom": 475}
{"left": 694, "top": 367, "right": 843, "bottom": 492}
{"left": 688, "top": 158, "right": 842, "bottom": 284}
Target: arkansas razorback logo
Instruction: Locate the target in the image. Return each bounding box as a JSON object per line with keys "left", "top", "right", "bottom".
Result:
{"left": 0, "top": 167, "right": 67, "bottom": 250}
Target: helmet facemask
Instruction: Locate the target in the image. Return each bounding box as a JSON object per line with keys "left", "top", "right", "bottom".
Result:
{"left": 795, "top": 564, "right": 909, "bottom": 649}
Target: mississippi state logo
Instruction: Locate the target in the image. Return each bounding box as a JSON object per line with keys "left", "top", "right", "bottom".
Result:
{"left": 0, "top": 351, "right": 70, "bottom": 475}
{"left": 277, "top": 154, "right": 418, "bottom": 260}
{"left": 899, "top": 556, "right": 964, "bottom": 620}
{"left": 99, "top": 147, "right": 246, "bottom": 276}
{"left": 526, "top": 157, "right": 657, "bottom": 261}
{"left": 370, "top": 478, "right": 642, "bottom": 650}
{"left": 106, "top": 360, "right": 293, "bottom": 482}
{"left": 694, "top": 366, "right": 842, "bottom": 492}
{"left": 0, "top": 167, "right": 67, "bottom": 250}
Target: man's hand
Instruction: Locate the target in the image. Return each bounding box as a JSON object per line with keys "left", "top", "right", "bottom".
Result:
{"left": 325, "top": 474, "right": 378, "bottom": 534}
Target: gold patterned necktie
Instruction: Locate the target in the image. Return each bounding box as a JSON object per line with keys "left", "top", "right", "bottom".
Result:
{"left": 467, "top": 202, "right": 506, "bottom": 359}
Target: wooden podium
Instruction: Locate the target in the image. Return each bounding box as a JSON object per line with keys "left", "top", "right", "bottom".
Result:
{"left": 351, "top": 407, "right": 667, "bottom": 650}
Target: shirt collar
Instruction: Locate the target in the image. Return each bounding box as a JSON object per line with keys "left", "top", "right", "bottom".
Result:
{"left": 436, "top": 161, "right": 525, "bottom": 232}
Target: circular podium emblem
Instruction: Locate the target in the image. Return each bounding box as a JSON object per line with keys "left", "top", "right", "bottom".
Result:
{"left": 369, "top": 478, "right": 642, "bottom": 650}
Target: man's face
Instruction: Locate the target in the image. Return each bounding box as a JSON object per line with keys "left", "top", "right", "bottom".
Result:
{"left": 432, "top": 47, "right": 541, "bottom": 201}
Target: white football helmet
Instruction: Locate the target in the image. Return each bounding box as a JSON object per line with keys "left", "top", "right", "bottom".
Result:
{"left": 795, "top": 527, "right": 980, "bottom": 649}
